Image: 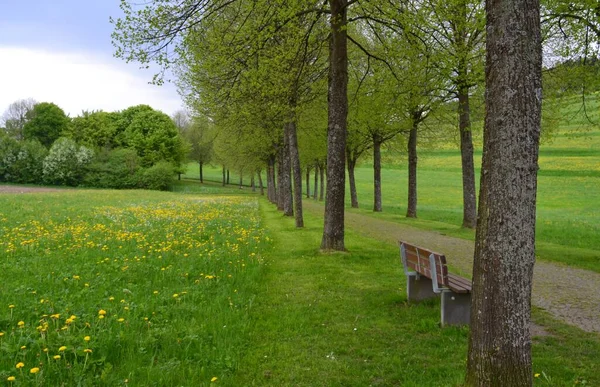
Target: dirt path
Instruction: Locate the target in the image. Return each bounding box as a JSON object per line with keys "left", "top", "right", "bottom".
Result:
{"left": 304, "top": 201, "right": 600, "bottom": 333}
{"left": 0, "top": 185, "right": 64, "bottom": 194}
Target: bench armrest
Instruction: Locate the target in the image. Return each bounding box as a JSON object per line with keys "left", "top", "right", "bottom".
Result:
{"left": 400, "top": 243, "right": 418, "bottom": 277}
{"left": 429, "top": 253, "right": 445, "bottom": 294}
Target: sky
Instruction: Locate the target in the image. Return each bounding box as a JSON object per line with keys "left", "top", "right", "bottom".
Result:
{"left": 0, "top": 1, "right": 183, "bottom": 117}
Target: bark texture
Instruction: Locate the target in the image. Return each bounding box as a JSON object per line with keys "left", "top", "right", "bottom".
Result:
{"left": 466, "top": 0, "right": 542, "bottom": 385}
{"left": 306, "top": 167, "right": 311, "bottom": 199}
{"left": 373, "top": 135, "right": 382, "bottom": 212}
{"left": 319, "top": 164, "right": 325, "bottom": 201}
{"left": 286, "top": 120, "right": 304, "bottom": 227}
{"left": 258, "top": 170, "right": 264, "bottom": 196}
{"left": 321, "top": 0, "right": 348, "bottom": 251}
{"left": 222, "top": 167, "right": 226, "bottom": 186}
{"left": 277, "top": 150, "right": 284, "bottom": 211}
{"left": 406, "top": 124, "right": 418, "bottom": 218}
{"left": 313, "top": 163, "right": 319, "bottom": 200}
{"left": 267, "top": 157, "right": 276, "bottom": 203}
{"left": 347, "top": 149, "right": 359, "bottom": 208}
{"left": 458, "top": 87, "right": 477, "bottom": 228}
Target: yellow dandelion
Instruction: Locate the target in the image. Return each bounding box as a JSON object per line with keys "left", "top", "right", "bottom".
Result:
{"left": 43, "top": 348, "right": 48, "bottom": 353}
{"left": 118, "top": 318, "right": 125, "bottom": 322}
{"left": 9, "top": 304, "right": 15, "bottom": 308}
{"left": 98, "top": 315, "right": 105, "bottom": 319}
{"left": 84, "top": 336, "right": 91, "bottom": 342}
{"left": 534, "top": 373, "right": 540, "bottom": 378}
{"left": 7, "top": 376, "right": 15, "bottom": 382}
{"left": 53, "top": 355, "right": 61, "bottom": 360}
{"left": 20, "top": 346, "right": 26, "bottom": 350}
{"left": 84, "top": 348, "right": 92, "bottom": 353}
{"left": 153, "top": 290, "right": 159, "bottom": 295}
{"left": 15, "top": 362, "right": 24, "bottom": 369}
{"left": 98, "top": 309, "right": 107, "bottom": 315}
{"left": 109, "top": 296, "right": 115, "bottom": 301}
{"left": 172, "top": 293, "right": 179, "bottom": 298}
{"left": 73, "top": 275, "right": 80, "bottom": 280}
{"left": 29, "top": 367, "right": 39, "bottom": 374}
{"left": 211, "top": 376, "right": 218, "bottom": 382}
{"left": 0, "top": 332, "right": 4, "bottom": 337}
{"left": 58, "top": 346, "right": 67, "bottom": 352}
{"left": 50, "top": 314, "right": 60, "bottom": 319}
{"left": 17, "top": 321, "right": 24, "bottom": 327}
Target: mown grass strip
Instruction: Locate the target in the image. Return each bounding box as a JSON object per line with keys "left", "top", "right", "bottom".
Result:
{"left": 233, "top": 198, "right": 600, "bottom": 386}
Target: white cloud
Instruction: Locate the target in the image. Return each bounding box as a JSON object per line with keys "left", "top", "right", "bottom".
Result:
{"left": 0, "top": 46, "right": 183, "bottom": 117}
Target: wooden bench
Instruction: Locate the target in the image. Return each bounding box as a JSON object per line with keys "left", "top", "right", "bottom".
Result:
{"left": 399, "top": 241, "right": 472, "bottom": 326}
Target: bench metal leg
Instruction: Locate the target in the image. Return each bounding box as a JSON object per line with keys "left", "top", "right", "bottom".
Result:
{"left": 407, "top": 274, "right": 438, "bottom": 302}
{"left": 441, "top": 291, "right": 471, "bottom": 326}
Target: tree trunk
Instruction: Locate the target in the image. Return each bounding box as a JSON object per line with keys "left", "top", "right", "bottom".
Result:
{"left": 281, "top": 132, "right": 293, "bottom": 217}
{"left": 226, "top": 169, "right": 230, "bottom": 184}
{"left": 222, "top": 166, "right": 226, "bottom": 186}
{"left": 239, "top": 173, "right": 243, "bottom": 189}
{"left": 347, "top": 149, "right": 359, "bottom": 208}
{"left": 465, "top": 0, "right": 542, "bottom": 385}
{"left": 406, "top": 123, "right": 418, "bottom": 218}
{"left": 319, "top": 163, "right": 325, "bottom": 201}
{"left": 251, "top": 175, "right": 256, "bottom": 192}
{"left": 313, "top": 163, "right": 319, "bottom": 200}
{"left": 199, "top": 162, "right": 203, "bottom": 183}
{"left": 321, "top": 0, "right": 348, "bottom": 251}
{"left": 459, "top": 88, "right": 477, "bottom": 228}
{"left": 277, "top": 148, "right": 284, "bottom": 211}
{"left": 258, "top": 169, "right": 264, "bottom": 196}
{"left": 373, "top": 136, "right": 382, "bottom": 212}
{"left": 267, "top": 158, "right": 276, "bottom": 203}
{"left": 178, "top": 173, "right": 181, "bottom": 181}
{"left": 306, "top": 167, "right": 311, "bottom": 199}
{"left": 287, "top": 120, "right": 304, "bottom": 227}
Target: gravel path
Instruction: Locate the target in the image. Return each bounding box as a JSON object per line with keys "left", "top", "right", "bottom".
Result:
{"left": 305, "top": 201, "right": 600, "bottom": 333}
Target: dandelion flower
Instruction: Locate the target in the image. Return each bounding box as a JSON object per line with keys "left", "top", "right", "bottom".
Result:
{"left": 84, "top": 348, "right": 92, "bottom": 353}
{"left": 153, "top": 291, "right": 159, "bottom": 295}
{"left": 9, "top": 304, "right": 14, "bottom": 308}
{"left": 53, "top": 355, "right": 61, "bottom": 360}
{"left": 109, "top": 296, "right": 115, "bottom": 301}
{"left": 534, "top": 373, "right": 540, "bottom": 378}
{"left": 58, "top": 346, "right": 67, "bottom": 352}
{"left": 211, "top": 377, "right": 218, "bottom": 382}
{"left": 118, "top": 318, "right": 125, "bottom": 322}
{"left": 20, "top": 346, "right": 26, "bottom": 350}
{"left": 0, "top": 332, "right": 4, "bottom": 337}
{"left": 98, "top": 309, "right": 107, "bottom": 315}
{"left": 84, "top": 336, "right": 91, "bottom": 342}
{"left": 30, "top": 367, "right": 39, "bottom": 374}
{"left": 17, "top": 321, "right": 24, "bottom": 327}
{"left": 7, "top": 376, "right": 15, "bottom": 381}
{"left": 98, "top": 315, "right": 105, "bottom": 319}
{"left": 172, "top": 293, "right": 179, "bottom": 298}
{"left": 16, "top": 362, "right": 24, "bottom": 369}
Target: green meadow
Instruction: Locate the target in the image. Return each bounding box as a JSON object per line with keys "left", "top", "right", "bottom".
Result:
{"left": 1, "top": 189, "right": 598, "bottom": 386}
{"left": 182, "top": 95, "right": 600, "bottom": 272}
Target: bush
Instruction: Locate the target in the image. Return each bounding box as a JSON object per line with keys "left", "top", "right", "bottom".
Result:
{"left": 43, "top": 137, "right": 94, "bottom": 186}
{"left": 136, "top": 161, "right": 175, "bottom": 191}
{"left": 11, "top": 140, "right": 48, "bottom": 184}
{"left": 83, "top": 148, "right": 140, "bottom": 189}
{"left": 0, "top": 134, "right": 19, "bottom": 181}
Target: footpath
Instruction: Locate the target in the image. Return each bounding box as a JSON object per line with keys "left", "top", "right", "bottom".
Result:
{"left": 303, "top": 201, "right": 600, "bottom": 333}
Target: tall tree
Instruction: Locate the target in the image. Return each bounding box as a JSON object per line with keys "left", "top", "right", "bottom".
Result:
{"left": 466, "top": 0, "right": 542, "bottom": 385}
{"left": 1, "top": 98, "right": 37, "bottom": 140}
{"left": 23, "top": 102, "right": 70, "bottom": 148}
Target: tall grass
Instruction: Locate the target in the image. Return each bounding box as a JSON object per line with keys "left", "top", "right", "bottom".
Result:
{"left": 0, "top": 190, "right": 268, "bottom": 385}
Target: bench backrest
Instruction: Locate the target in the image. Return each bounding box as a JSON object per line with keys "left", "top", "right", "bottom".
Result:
{"left": 399, "top": 241, "right": 449, "bottom": 290}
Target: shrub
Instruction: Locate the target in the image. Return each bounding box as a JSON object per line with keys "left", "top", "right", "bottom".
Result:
{"left": 11, "top": 140, "right": 48, "bottom": 184}
{"left": 83, "top": 148, "right": 140, "bottom": 189}
{"left": 43, "top": 137, "right": 94, "bottom": 186}
{"left": 0, "top": 134, "right": 19, "bottom": 181}
{"left": 137, "top": 161, "right": 175, "bottom": 191}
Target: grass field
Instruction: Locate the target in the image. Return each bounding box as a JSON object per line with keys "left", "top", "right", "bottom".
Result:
{"left": 181, "top": 95, "right": 600, "bottom": 272}
{"left": 0, "top": 190, "right": 267, "bottom": 385}
{"left": 1, "top": 188, "right": 598, "bottom": 385}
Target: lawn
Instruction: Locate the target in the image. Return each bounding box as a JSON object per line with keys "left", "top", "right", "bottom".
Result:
{"left": 0, "top": 188, "right": 598, "bottom": 386}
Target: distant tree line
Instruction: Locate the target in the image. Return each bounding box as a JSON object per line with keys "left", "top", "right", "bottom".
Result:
{"left": 0, "top": 100, "right": 187, "bottom": 190}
